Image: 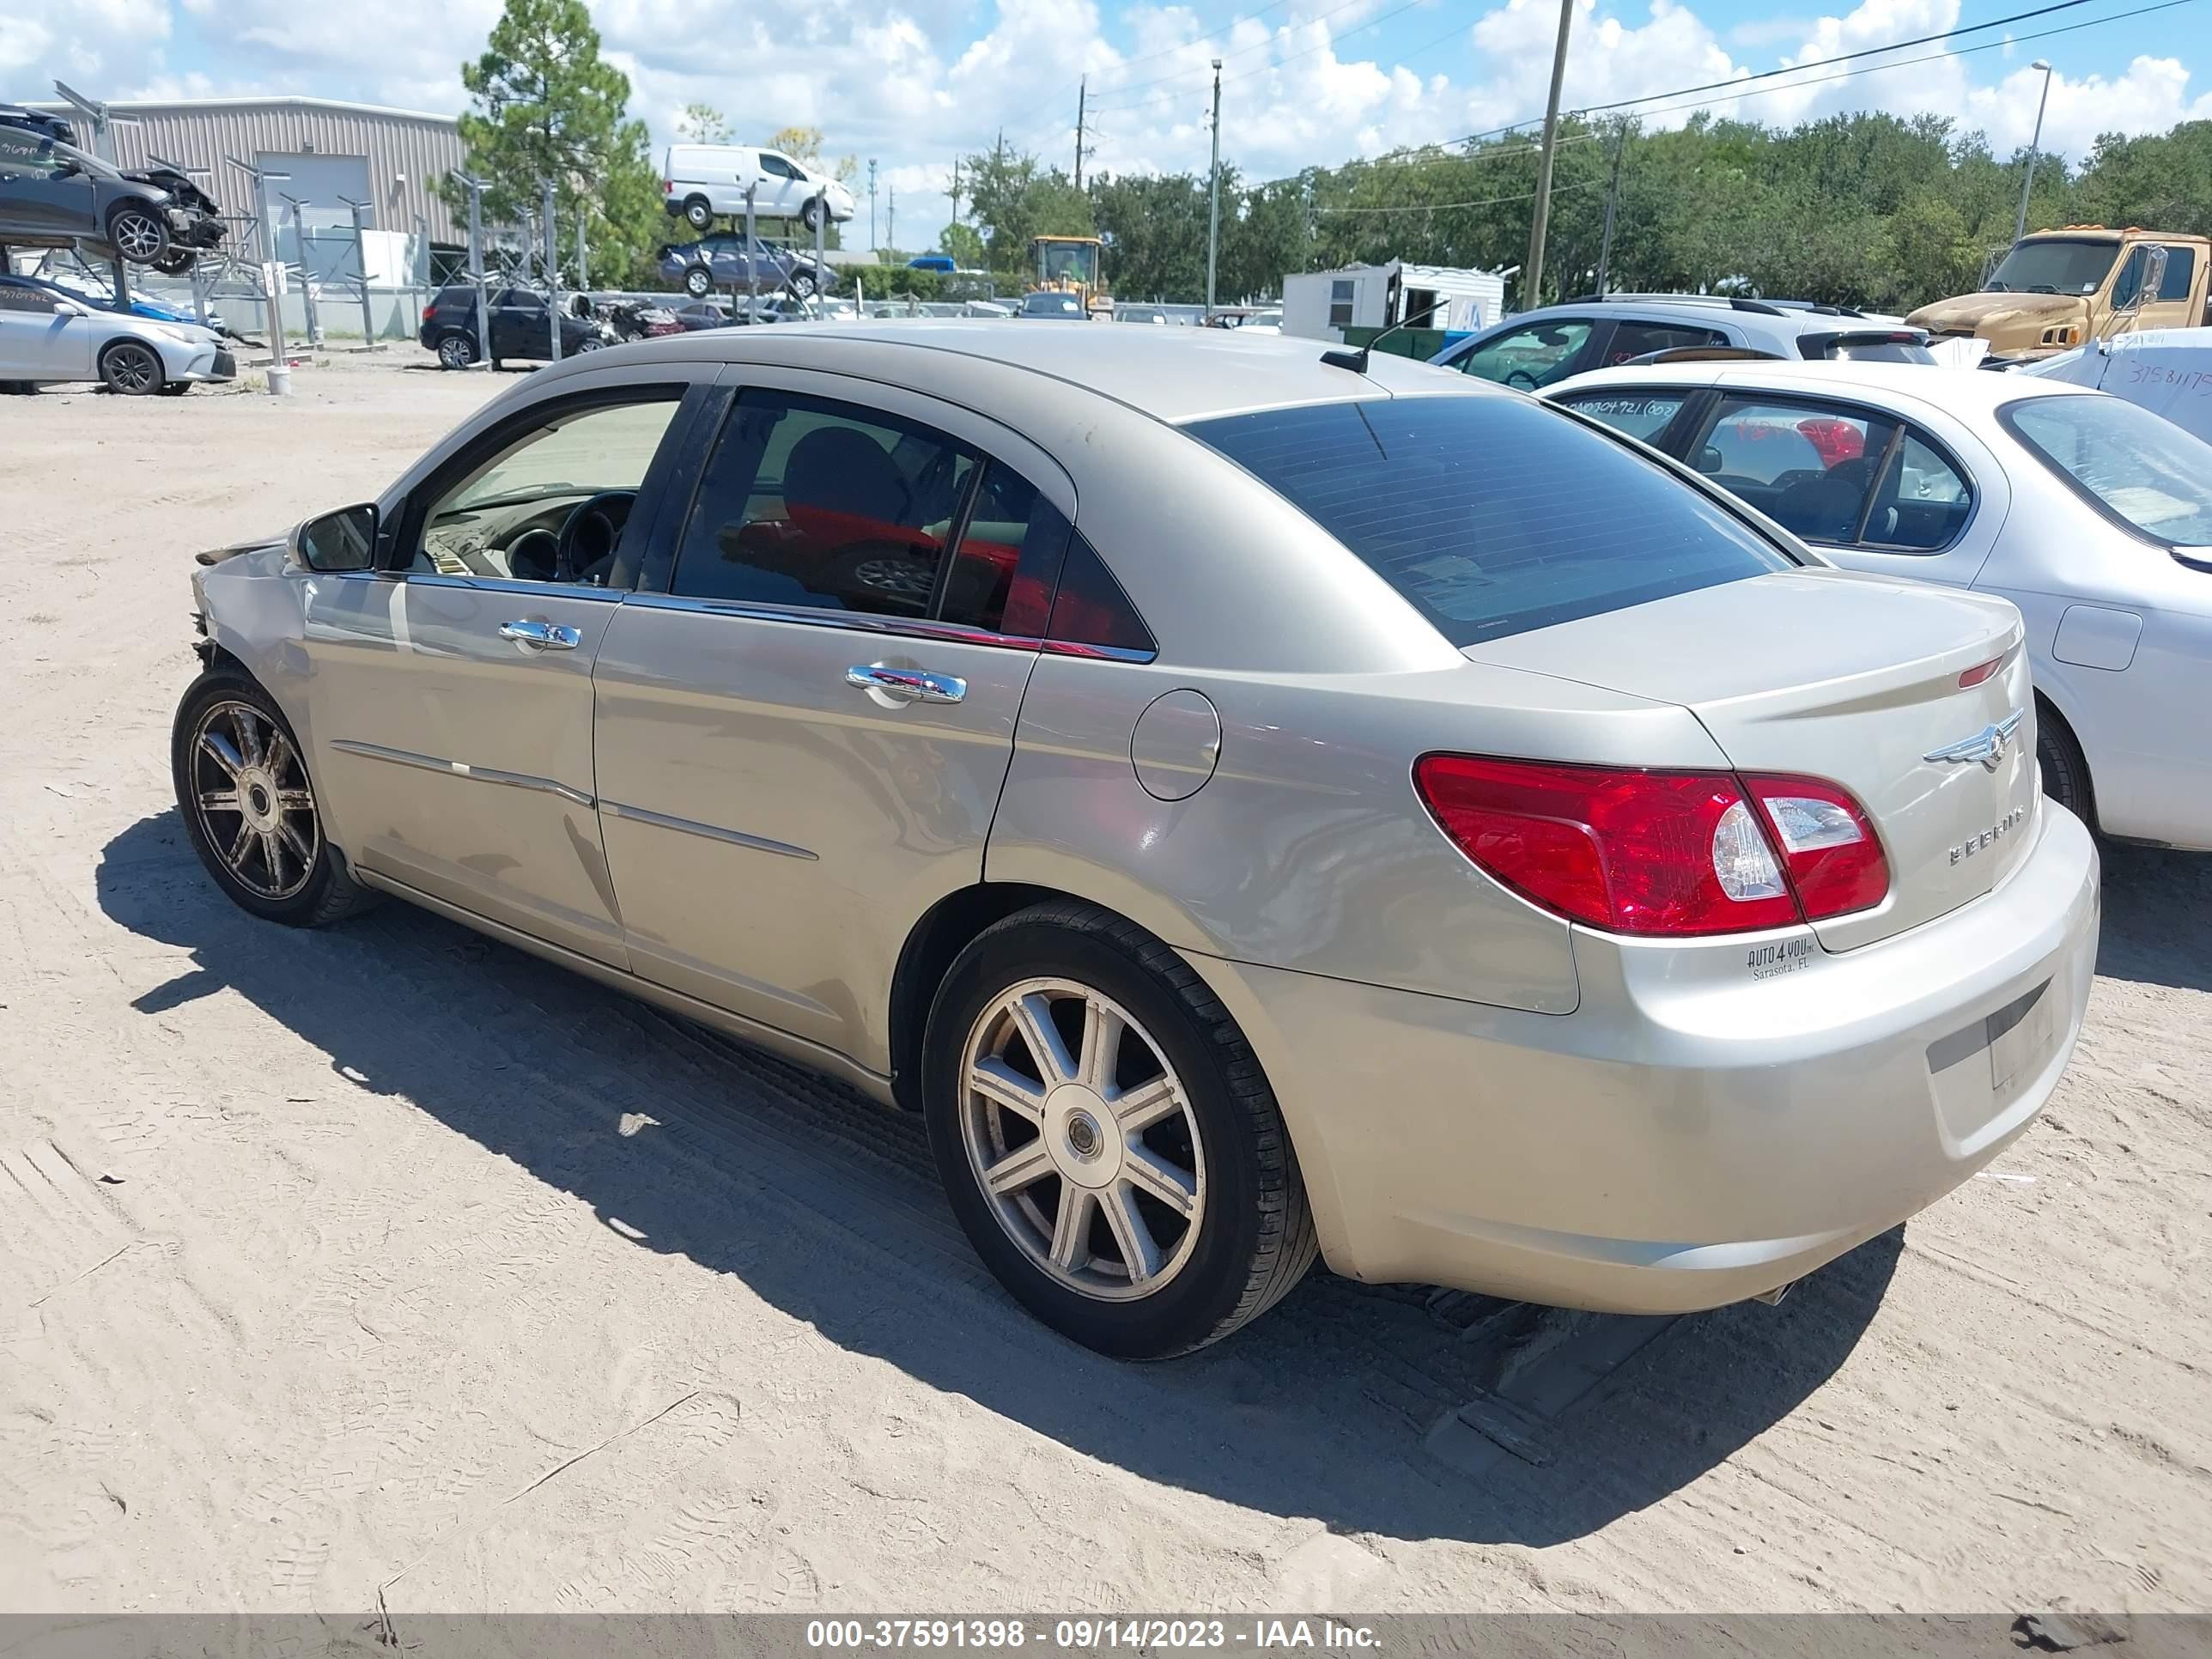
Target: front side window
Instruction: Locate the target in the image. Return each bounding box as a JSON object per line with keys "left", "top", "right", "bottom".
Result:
{"left": 1556, "top": 389, "right": 1688, "bottom": 444}
{"left": 2158, "top": 246, "right": 2197, "bottom": 302}
{"left": 672, "top": 390, "right": 1067, "bottom": 628}
{"left": 2004, "top": 394, "right": 2212, "bottom": 549}
{"left": 1186, "top": 394, "right": 1791, "bottom": 647}
{"left": 1451, "top": 320, "right": 1593, "bottom": 388}
{"left": 2111, "top": 247, "right": 2151, "bottom": 311}
{"left": 760, "top": 153, "right": 802, "bottom": 179}
{"left": 411, "top": 395, "right": 684, "bottom": 585}
{"left": 0, "top": 131, "right": 83, "bottom": 180}
{"left": 0, "top": 283, "right": 59, "bottom": 313}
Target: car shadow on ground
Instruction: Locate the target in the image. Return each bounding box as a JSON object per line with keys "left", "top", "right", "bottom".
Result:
{"left": 2094, "top": 842, "right": 2212, "bottom": 994}
{"left": 99, "top": 809, "right": 1899, "bottom": 1548}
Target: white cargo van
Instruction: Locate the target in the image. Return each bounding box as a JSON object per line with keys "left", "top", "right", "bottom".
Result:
{"left": 661, "top": 145, "right": 857, "bottom": 233}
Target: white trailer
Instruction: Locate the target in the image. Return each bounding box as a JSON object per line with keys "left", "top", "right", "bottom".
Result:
{"left": 1280, "top": 261, "right": 1507, "bottom": 343}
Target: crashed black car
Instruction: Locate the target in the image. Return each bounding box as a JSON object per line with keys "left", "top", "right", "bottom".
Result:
{"left": 0, "top": 129, "right": 225, "bottom": 270}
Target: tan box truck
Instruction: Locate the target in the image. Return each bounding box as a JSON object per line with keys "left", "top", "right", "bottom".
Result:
{"left": 1907, "top": 226, "right": 2210, "bottom": 365}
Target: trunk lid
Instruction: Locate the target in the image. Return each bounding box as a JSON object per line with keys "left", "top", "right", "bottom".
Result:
{"left": 1462, "top": 569, "right": 2037, "bottom": 949}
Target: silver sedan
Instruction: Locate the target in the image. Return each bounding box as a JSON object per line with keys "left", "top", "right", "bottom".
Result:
{"left": 178, "top": 325, "right": 2099, "bottom": 1358}
{"left": 1545, "top": 361, "right": 2212, "bottom": 851}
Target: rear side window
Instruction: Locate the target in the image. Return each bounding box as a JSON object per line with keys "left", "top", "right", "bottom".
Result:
{"left": 1186, "top": 395, "right": 1790, "bottom": 647}
{"left": 672, "top": 389, "right": 1070, "bottom": 629}
{"left": 1602, "top": 323, "right": 1728, "bottom": 364}
{"left": 1555, "top": 390, "right": 1687, "bottom": 443}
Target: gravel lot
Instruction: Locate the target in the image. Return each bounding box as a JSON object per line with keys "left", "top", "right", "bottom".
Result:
{"left": 3, "top": 353, "right": 2209, "bottom": 1617}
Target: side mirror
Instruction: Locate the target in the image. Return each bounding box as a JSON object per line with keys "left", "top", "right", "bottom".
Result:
{"left": 1697, "top": 446, "right": 1724, "bottom": 474}
{"left": 293, "top": 503, "right": 379, "bottom": 573}
{"left": 54, "top": 300, "right": 88, "bottom": 318}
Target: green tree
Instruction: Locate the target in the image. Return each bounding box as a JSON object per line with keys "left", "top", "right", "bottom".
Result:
{"left": 445, "top": 0, "right": 665, "bottom": 284}
{"left": 939, "top": 222, "right": 986, "bottom": 267}
{"left": 678, "top": 103, "right": 729, "bottom": 143}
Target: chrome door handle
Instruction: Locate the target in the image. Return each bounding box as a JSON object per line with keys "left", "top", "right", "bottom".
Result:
{"left": 500, "top": 619, "right": 581, "bottom": 651}
{"left": 846, "top": 664, "right": 966, "bottom": 704}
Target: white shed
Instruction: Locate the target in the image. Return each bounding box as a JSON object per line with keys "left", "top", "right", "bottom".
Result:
{"left": 1279, "top": 261, "right": 1508, "bottom": 343}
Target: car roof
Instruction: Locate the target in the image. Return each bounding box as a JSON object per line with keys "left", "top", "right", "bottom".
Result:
{"left": 1547, "top": 359, "right": 2089, "bottom": 420}
{"left": 537, "top": 319, "right": 1474, "bottom": 425}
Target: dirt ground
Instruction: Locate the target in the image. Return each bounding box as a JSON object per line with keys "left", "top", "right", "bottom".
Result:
{"left": 2, "top": 353, "right": 2209, "bottom": 1618}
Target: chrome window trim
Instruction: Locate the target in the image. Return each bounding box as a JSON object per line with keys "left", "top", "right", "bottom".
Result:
{"left": 328, "top": 738, "right": 595, "bottom": 807}
{"left": 618, "top": 591, "right": 1158, "bottom": 663}
{"left": 327, "top": 569, "right": 626, "bottom": 604}
{"left": 599, "top": 799, "right": 818, "bottom": 861}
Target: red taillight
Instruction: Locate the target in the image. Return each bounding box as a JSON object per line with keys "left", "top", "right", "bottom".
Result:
{"left": 1413, "top": 756, "right": 1887, "bottom": 936}
{"left": 1741, "top": 774, "right": 1890, "bottom": 920}
{"left": 1413, "top": 756, "right": 1799, "bottom": 935}
{"left": 662, "top": 179, "right": 673, "bottom": 193}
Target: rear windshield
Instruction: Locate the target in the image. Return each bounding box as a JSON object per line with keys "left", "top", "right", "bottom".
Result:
{"left": 1820, "top": 337, "right": 1936, "bottom": 364}
{"left": 1184, "top": 394, "right": 1794, "bottom": 646}
{"left": 2002, "top": 393, "right": 2212, "bottom": 549}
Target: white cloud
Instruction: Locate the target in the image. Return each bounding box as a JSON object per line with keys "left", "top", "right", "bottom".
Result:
{"left": 5, "top": 0, "right": 2206, "bottom": 258}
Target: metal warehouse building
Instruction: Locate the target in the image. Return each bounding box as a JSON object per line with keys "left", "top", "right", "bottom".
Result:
{"left": 33, "top": 95, "right": 465, "bottom": 248}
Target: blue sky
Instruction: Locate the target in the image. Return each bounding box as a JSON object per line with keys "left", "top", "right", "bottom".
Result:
{"left": 7, "top": 0, "right": 2208, "bottom": 251}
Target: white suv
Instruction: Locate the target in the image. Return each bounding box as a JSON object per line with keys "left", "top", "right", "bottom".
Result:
{"left": 1430, "top": 295, "right": 1933, "bottom": 388}
{"left": 662, "top": 145, "right": 857, "bottom": 234}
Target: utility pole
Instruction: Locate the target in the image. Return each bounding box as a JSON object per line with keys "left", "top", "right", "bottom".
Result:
{"left": 947, "top": 157, "right": 962, "bottom": 226}
{"left": 1074, "top": 78, "right": 1087, "bottom": 189}
{"left": 1523, "top": 0, "right": 1577, "bottom": 313}
{"left": 888, "top": 184, "right": 896, "bottom": 254}
{"left": 1594, "top": 125, "right": 1626, "bottom": 299}
{"left": 576, "top": 208, "right": 587, "bottom": 295}
{"left": 1205, "top": 58, "right": 1223, "bottom": 319}
{"left": 2015, "top": 59, "right": 2055, "bottom": 246}
{"left": 868, "top": 159, "right": 878, "bottom": 251}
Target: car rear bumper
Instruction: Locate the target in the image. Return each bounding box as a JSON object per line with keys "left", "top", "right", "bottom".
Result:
{"left": 1186, "top": 801, "right": 2100, "bottom": 1312}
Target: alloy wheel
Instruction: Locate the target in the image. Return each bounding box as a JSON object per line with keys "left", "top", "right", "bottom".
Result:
{"left": 110, "top": 210, "right": 166, "bottom": 261}
{"left": 958, "top": 978, "right": 1206, "bottom": 1302}
{"left": 187, "top": 699, "right": 320, "bottom": 901}
{"left": 103, "top": 343, "right": 160, "bottom": 394}
{"left": 437, "top": 335, "right": 476, "bottom": 369}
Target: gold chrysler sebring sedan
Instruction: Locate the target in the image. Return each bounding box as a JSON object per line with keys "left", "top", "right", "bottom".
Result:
{"left": 178, "top": 323, "right": 2099, "bottom": 1358}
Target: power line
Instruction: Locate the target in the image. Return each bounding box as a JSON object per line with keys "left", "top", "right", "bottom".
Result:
{"left": 1576, "top": 0, "right": 2106, "bottom": 118}
{"left": 1261, "top": 0, "right": 2203, "bottom": 189}
{"left": 1615, "top": 0, "right": 2203, "bottom": 124}
{"left": 1313, "top": 177, "right": 1607, "bottom": 214}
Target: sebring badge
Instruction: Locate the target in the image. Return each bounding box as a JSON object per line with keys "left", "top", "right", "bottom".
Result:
{"left": 1925, "top": 709, "right": 2025, "bottom": 771}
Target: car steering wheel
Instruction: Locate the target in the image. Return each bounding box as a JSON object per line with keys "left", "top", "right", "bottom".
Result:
{"left": 554, "top": 491, "right": 637, "bottom": 585}
{"left": 1505, "top": 368, "right": 1542, "bottom": 391}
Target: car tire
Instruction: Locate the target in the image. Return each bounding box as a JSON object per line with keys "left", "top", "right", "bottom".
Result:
{"left": 684, "top": 264, "right": 714, "bottom": 299}
{"left": 153, "top": 249, "right": 198, "bottom": 277}
{"left": 106, "top": 203, "right": 172, "bottom": 265}
{"left": 98, "top": 338, "right": 165, "bottom": 396}
{"left": 922, "top": 900, "right": 1319, "bottom": 1359}
{"left": 684, "top": 196, "right": 713, "bottom": 231}
{"left": 574, "top": 336, "right": 605, "bottom": 353}
{"left": 171, "top": 669, "right": 380, "bottom": 928}
{"left": 2037, "top": 696, "right": 2096, "bottom": 831}
{"left": 789, "top": 270, "right": 818, "bottom": 299}
{"left": 435, "top": 333, "right": 477, "bottom": 370}
{"left": 800, "top": 198, "right": 824, "bottom": 233}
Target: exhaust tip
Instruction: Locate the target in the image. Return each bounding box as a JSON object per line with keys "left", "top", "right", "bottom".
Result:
{"left": 1751, "top": 1280, "right": 1796, "bottom": 1308}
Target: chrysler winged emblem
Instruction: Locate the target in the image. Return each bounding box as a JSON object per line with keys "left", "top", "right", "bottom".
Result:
{"left": 1925, "top": 709, "right": 2024, "bottom": 771}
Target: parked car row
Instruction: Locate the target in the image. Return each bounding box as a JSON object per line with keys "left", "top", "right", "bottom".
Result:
{"left": 416, "top": 285, "right": 614, "bottom": 369}
{"left": 184, "top": 321, "right": 2107, "bottom": 1360}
